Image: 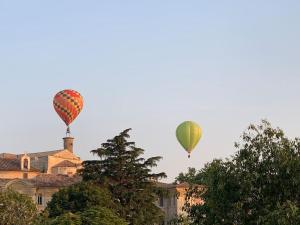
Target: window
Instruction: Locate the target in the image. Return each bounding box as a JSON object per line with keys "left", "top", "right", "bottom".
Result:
{"left": 23, "top": 173, "right": 28, "bottom": 179}
{"left": 159, "top": 196, "right": 164, "bottom": 207}
{"left": 37, "top": 194, "right": 43, "bottom": 205}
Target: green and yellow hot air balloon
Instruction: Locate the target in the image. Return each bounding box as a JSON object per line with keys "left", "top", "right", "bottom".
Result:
{"left": 176, "top": 121, "right": 202, "bottom": 158}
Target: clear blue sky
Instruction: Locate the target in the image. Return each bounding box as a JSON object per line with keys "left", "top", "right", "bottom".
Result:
{"left": 1, "top": 1, "right": 300, "bottom": 182}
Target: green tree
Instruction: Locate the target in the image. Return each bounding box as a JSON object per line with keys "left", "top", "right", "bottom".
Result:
{"left": 50, "top": 213, "right": 81, "bottom": 225}
{"left": 185, "top": 120, "right": 300, "bottom": 225}
{"left": 38, "top": 208, "right": 127, "bottom": 225}
{"left": 174, "top": 167, "right": 197, "bottom": 184}
{"left": 32, "top": 212, "right": 51, "bottom": 225}
{"left": 259, "top": 201, "right": 300, "bottom": 225}
{"left": 80, "top": 129, "right": 167, "bottom": 225}
{"left": 168, "top": 214, "right": 191, "bottom": 225}
{"left": 38, "top": 182, "right": 125, "bottom": 225}
{"left": 80, "top": 206, "right": 127, "bottom": 225}
{"left": 46, "top": 182, "right": 116, "bottom": 217}
{"left": 0, "top": 189, "right": 37, "bottom": 225}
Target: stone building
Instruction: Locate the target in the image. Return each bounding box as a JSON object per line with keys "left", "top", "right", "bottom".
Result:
{"left": 0, "top": 137, "right": 81, "bottom": 179}
{"left": 0, "top": 174, "right": 81, "bottom": 210}
{"left": 156, "top": 182, "right": 204, "bottom": 225}
{"left": 0, "top": 137, "right": 82, "bottom": 209}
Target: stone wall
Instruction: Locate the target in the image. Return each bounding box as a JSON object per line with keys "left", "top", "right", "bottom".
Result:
{"left": 35, "top": 187, "right": 60, "bottom": 211}
{"left": 0, "top": 171, "right": 39, "bottom": 179}
{"left": 5, "top": 179, "right": 36, "bottom": 203}
{"left": 47, "top": 155, "right": 81, "bottom": 175}
{"left": 51, "top": 166, "right": 77, "bottom": 176}
{"left": 30, "top": 156, "right": 48, "bottom": 173}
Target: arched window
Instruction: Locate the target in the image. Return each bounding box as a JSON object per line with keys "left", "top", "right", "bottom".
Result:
{"left": 23, "top": 159, "right": 28, "bottom": 170}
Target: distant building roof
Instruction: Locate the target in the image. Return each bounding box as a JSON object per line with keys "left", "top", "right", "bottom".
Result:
{"left": 52, "top": 160, "right": 79, "bottom": 168}
{"left": 0, "top": 174, "right": 81, "bottom": 189}
{"left": 175, "top": 182, "right": 190, "bottom": 188}
{"left": 0, "top": 178, "right": 12, "bottom": 187}
{"left": 155, "top": 182, "right": 176, "bottom": 189}
{"left": 26, "top": 150, "right": 65, "bottom": 157}
{"left": 0, "top": 153, "right": 17, "bottom": 159}
{"left": 0, "top": 158, "right": 39, "bottom": 172}
{"left": 0, "top": 150, "right": 68, "bottom": 159}
{"left": 155, "top": 182, "right": 204, "bottom": 190}
{"left": 31, "top": 174, "right": 81, "bottom": 187}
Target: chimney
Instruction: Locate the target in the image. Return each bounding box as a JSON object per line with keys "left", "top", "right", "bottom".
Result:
{"left": 63, "top": 137, "right": 74, "bottom": 153}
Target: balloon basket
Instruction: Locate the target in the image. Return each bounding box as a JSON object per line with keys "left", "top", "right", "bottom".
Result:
{"left": 66, "top": 126, "right": 71, "bottom": 137}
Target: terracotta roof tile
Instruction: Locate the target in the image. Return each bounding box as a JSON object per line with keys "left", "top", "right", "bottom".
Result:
{"left": 31, "top": 174, "right": 81, "bottom": 187}
{"left": 26, "top": 150, "right": 64, "bottom": 157}
{"left": 0, "top": 179, "right": 11, "bottom": 188}
{"left": 155, "top": 182, "right": 176, "bottom": 189}
{"left": 52, "top": 160, "right": 79, "bottom": 168}
{"left": 0, "top": 158, "right": 39, "bottom": 172}
{"left": 0, "top": 153, "right": 17, "bottom": 159}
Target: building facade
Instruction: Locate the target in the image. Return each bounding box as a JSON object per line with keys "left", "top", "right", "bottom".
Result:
{"left": 156, "top": 182, "right": 204, "bottom": 225}
{"left": 0, "top": 137, "right": 81, "bottom": 209}
{"left": 0, "top": 174, "right": 81, "bottom": 211}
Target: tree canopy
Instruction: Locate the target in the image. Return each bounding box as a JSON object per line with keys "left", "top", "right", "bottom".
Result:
{"left": 37, "top": 182, "right": 125, "bottom": 225}
{"left": 49, "top": 213, "right": 81, "bottom": 225}
{"left": 46, "top": 182, "right": 115, "bottom": 217}
{"left": 80, "top": 128, "right": 167, "bottom": 225}
{"left": 174, "top": 167, "right": 197, "bottom": 184}
{"left": 182, "top": 120, "right": 300, "bottom": 225}
{"left": 80, "top": 206, "right": 127, "bottom": 225}
{"left": 0, "top": 189, "right": 37, "bottom": 225}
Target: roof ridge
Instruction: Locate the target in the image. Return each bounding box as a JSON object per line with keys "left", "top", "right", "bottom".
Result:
{"left": 52, "top": 160, "right": 79, "bottom": 168}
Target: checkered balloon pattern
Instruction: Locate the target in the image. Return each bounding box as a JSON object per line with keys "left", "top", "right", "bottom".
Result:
{"left": 53, "top": 90, "right": 83, "bottom": 126}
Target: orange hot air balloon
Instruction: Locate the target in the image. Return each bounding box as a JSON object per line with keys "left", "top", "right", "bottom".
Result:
{"left": 53, "top": 89, "right": 83, "bottom": 134}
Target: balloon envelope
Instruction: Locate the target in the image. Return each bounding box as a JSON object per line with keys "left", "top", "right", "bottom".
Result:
{"left": 176, "top": 121, "right": 202, "bottom": 156}
{"left": 53, "top": 89, "right": 83, "bottom": 126}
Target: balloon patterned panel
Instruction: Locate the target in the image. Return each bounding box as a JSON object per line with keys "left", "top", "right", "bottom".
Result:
{"left": 53, "top": 89, "right": 83, "bottom": 127}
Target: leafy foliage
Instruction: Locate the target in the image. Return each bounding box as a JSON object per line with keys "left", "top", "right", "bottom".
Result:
{"left": 80, "top": 128, "right": 167, "bottom": 225}
{"left": 32, "top": 212, "right": 52, "bottom": 225}
{"left": 168, "top": 214, "right": 191, "bottom": 225}
{"left": 80, "top": 206, "right": 127, "bottom": 225}
{"left": 184, "top": 120, "right": 300, "bottom": 225}
{"left": 259, "top": 201, "right": 300, "bottom": 225}
{"left": 0, "top": 189, "right": 37, "bottom": 225}
{"left": 46, "top": 182, "right": 115, "bottom": 217}
{"left": 35, "top": 209, "right": 127, "bottom": 225}
{"left": 174, "top": 167, "right": 197, "bottom": 184}
{"left": 49, "top": 212, "right": 81, "bottom": 225}
{"left": 37, "top": 182, "right": 125, "bottom": 225}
